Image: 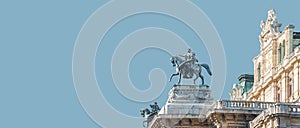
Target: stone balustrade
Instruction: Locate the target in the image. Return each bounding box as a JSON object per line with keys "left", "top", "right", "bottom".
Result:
{"left": 147, "top": 99, "right": 300, "bottom": 128}
{"left": 250, "top": 103, "right": 300, "bottom": 127}
{"left": 212, "top": 100, "right": 275, "bottom": 110}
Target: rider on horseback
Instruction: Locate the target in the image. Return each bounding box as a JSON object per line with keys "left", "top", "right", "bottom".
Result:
{"left": 169, "top": 49, "right": 212, "bottom": 85}
{"left": 179, "top": 48, "right": 198, "bottom": 78}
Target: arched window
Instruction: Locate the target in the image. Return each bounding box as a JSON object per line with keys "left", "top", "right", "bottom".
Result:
{"left": 287, "top": 73, "right": 293, "bottom": 99}
{"left": 257, "top": 63, "right": 261, "bottom": 82}
{"left": 278, "top": 41, "right": 286, "bottom": 64}
{"left": 282, "top": 40, "right": 285, "bottom": 58}
{"left": 278, "top": 43, "right": 282, "bottom": 64}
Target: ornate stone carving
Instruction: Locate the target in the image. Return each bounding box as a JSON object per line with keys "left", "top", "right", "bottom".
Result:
{"left": 260, "top": 9, "right": 282, "bottom": 40}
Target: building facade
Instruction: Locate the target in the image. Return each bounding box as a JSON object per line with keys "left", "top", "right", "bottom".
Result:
{"left": 245, "top": 9, "right": 300, "bottom": 103}
{"left": 145, "top": 9, "right": 300, "bottom": 128}
{"left": 230, "top": 74, "right": 254, "bottom": 100}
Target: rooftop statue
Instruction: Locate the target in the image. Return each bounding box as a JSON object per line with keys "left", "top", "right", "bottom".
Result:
{"left": 260, "top": 9, "right": 280, "bottom": 35}
{"left": 150, "top": 102, "right": 160, "bottom": 114}
{"left": 267, "top": 9, "right": 279, "bottom": 34}
{"left": 169, "top": 48, "right": 212, "bottom": 85}
{"left": 140, "top": 102, "right": 160, "bottom": 118}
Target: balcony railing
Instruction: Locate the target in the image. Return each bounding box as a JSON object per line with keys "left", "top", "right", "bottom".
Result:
{"left": 147, "top": 100, "right": 295, "bottom": 128}
{"left": 212, "top": 100, "right": 275, "bottom": 110}
{"left": 250, "top": 103, "right": 300, "bottom": 127}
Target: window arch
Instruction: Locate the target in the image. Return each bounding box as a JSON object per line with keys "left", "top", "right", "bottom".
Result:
{"left": 278, "top": 43, "right": 282, "bottom": 64}
{"left": 287, "top": 72, "right": 294, "bottom": 99}
{"left": 257, "top": 63, "right": 261, "bottom": 82}
{"left": 282, "top": 40, "right": 285, "bottom": 58}
{"left": 278, "top": 40, "right": 286, "bottom": 64}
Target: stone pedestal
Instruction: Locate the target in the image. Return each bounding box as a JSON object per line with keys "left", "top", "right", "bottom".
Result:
{"left": 164, "top": 84, "right": 213, "bottom": 116}
{"left": 148, "top": 84, "right": 213, "bottom": 128}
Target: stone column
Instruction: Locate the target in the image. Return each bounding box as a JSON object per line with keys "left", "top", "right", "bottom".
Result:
{"left": 297, "top": 61, "right": 300, "bottom": 97}
{"left": 271, "top": 81, "right": 277, "bottom": 101}
{"left": 262, "top": 89, "right": 265, "bottom": 101}
{"left": 294, "top": 64, "right": 299, "bottom": 99}
{"left": 281, "top": 72, "right": 287, "bottom": 102}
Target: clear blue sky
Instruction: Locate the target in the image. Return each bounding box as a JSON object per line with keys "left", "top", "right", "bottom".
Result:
{"left": 1, "top": 0, "right": 299, "bottom": 128}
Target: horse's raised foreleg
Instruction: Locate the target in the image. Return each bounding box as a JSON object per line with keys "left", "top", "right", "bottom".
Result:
{"left": 169, "top": 73, "right": 179, "bottom": 82}
{"left": 199, "top": 74, "right": 204, "bottom": 85}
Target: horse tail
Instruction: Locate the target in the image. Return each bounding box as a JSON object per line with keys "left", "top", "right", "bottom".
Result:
{"left": 200, "top": 64, "right": 212, "bottom": 76}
